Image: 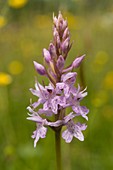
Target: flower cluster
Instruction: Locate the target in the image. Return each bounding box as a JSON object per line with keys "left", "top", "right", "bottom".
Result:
{"left": 27, "top": 12, "right": 89, "bottom": 147}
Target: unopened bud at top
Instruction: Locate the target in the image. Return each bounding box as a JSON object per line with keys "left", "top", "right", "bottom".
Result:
{"left": 62, "top": 20, "right": 68, "bottom": 31}
{"left": 53, "top": 15, "right": 58, "bottom": 25}
{"left": 53, "top": 28, "right": 61, "bottom": 48}
{"left": 53, "top": 27, "right": 59, "bottom": 37}
{"left": 61, "top": 37, "right": 70, "bottom": 52}
{"left": 53, "top": 12, "right": 68, "bottom": 32}
{"left": 58, "top": 11, "right": 63, "bottom": 22}
{"left": 62, "top": 27, "right": 70, "bottom": 40}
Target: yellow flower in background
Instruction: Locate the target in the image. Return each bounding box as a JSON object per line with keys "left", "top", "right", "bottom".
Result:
{"left": 104, "top": 71, "right": 113, "bottom": 90}
{"left": 8, "top": 60, "right": 23, "bottom": 75}
{"left": 8, "top": 0, "right": 28, "bottom": 9}
{"left": 0, "top": 72, "right": 12, "bottom": 86}
{"left": 0, "top": 16, "right": 7, "bottom": 28}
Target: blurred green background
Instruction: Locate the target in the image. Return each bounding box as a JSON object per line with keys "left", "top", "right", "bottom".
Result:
{"left": 0, "top": 0, "right": 113, "bottom": 170}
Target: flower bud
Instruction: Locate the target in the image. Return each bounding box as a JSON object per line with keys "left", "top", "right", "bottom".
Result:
{"left": 33, "top": 61, "right": 46, "bottom": 75}
{"left": 53, "top": 28, "right": 61, "bottom": 48}
{"left": 62, "top": 27, "right": 70, "bottom": 40}
{"left": 57, "top": 12, "right": 64, "bottom": 29}
{"left": 49, "top": 43, "right": 57, "bottom": 58}
{"left": 43, "top": 48, "right": 51, "bottom": 63}
{"left": 53, "top": 27, "right": 59, "bottom": 37}
{"left": 62, "top": 20, "right": 68, "bottom": 30}
{"left": 58, "top": 11, "right": 63, "bottom": 22}
{"left": 56, "top": 35, "right": 61, "bottom": 49}
{"left": 61, "top": 37, "right": 70, "bottom": 52}
{"left": 56, "top": 55, "right": 65, "bottom": 72}
{"left": 72, "top": 55, "right": 85, "bottom": 68}
{"left": 63, "top": 55, "right": 85, "bottom": 73}
{"left": 53, "top": 15, "right": 58, "bottom": 25}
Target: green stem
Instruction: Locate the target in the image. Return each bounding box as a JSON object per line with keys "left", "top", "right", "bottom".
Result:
{"left": 55, "top": 129, "right": 62, "bottom": 170}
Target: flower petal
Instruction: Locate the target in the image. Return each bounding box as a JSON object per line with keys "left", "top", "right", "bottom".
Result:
{"left": 62, "top": 129, "right": 73, "bottom": 143}
{"left": 73, "top": 128, "right": 84, "bottom": 141}
{"left": 61, "top": 72, "right": 77, "bottom": 85}
{"left": 72, "top": 106, "right": 89, "bottom": 120}
{"left": 32, "top": 125, "right": 47, "bottom": 147}
{"left": 63, "top": 112, "right": 75, "bottom": 124}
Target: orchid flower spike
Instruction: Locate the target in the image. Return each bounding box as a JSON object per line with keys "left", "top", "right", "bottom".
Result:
{"left": 27, "top": 12, "right": 89, "bottom": 147}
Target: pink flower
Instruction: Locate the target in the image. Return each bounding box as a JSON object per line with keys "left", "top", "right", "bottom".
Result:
{"left": 62, "top": 120, "right": 87, "bottom": 143}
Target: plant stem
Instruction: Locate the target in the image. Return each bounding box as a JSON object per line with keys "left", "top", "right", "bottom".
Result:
{"left": 55, "top": 129, "right": 62, "bottom": 170}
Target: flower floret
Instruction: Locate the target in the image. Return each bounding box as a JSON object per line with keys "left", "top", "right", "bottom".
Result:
{"left": 62, "top": 120, "right": 87, "bottom": 143}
